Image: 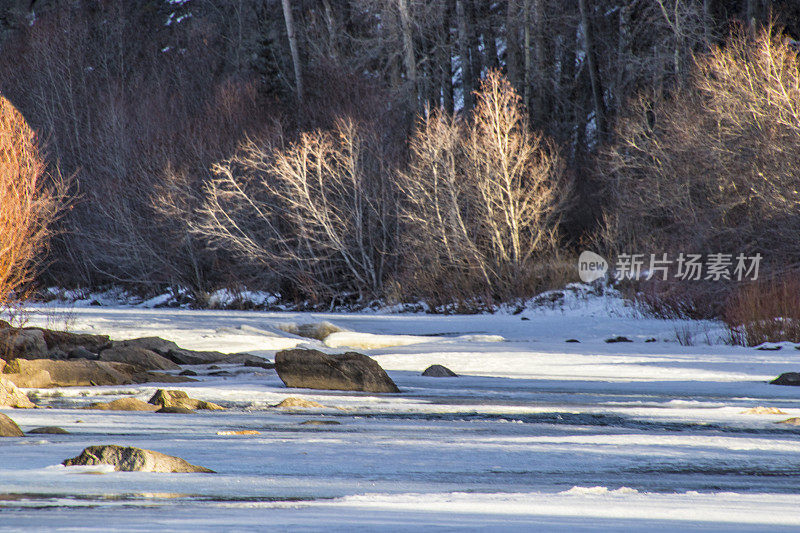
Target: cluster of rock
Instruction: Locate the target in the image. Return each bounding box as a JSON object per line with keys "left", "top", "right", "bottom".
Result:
{"left": 0, "top": 322, "right": 267, "bottom": 391}
{"left": 85, "top": 389, "right": 224, "bottom": 413}
{"left": 0, "top": 320, "right": 464, "bottom": 474}
{"left": 273, "top": 349, "right": 457, "bottom": 391}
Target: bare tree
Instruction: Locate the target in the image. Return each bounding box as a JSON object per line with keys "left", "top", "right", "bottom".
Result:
{"left": 193, "top": 118, "right": 396, "bottom": 301}
{"left": 602, "top": 27, "right": 800, "bottom": 314}
{"left": 579, "top": 0, "right": 607, "bottom": 141}
{"left": 398, "top": 0, "right": 417, "bottom": 106}
{"left": 455, "top": 0, "right": 474, "bottom": 111}
{"left": 399, "top": 71, "right": 569, "bottom": 301}
{"left": 0, "top": 96, "right": 64, "bottom": 307}
{"left": 282, "top": 0, "right": 304, "bottom": 101}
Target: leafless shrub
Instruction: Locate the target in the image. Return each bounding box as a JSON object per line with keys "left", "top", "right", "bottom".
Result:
{"left": 193, "top": 117, "right": 397, "bottom": 302}
{"left": 602, "top": 25, "right": 800, "bottom": 316}
{"left": 0, "top": 96, "right": 63, "bottom": 308}
{"left": 398, "top": 71, "right": 570, "bottom": 304}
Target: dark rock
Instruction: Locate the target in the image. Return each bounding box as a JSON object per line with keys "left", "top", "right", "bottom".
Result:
{"left": 207, "top": 365, "right": 221, "bottom": 370}
{"left": 771, "top": 372, "right": 800, "bottom": 386}
{"left": 165, "top": 349, "right": 230, "bottom": 365}
{"left": 565, "top": 339, "right": 580, "bottom": 343}
{"left": 99, "top": 346, "right": 181, "bottom": 371}
{"left": 209, "top": 371, "right": 233, "bottom": 376}
{"left": 62, "top": 445, "right": 214, "bottom": 473}
{"left": 0, "top": 328, "right": 48, "bottom": 359}
{"left": 421, "top": 364, "right": 458, "bottom": 377}
{"left": 2, "top": 358, "right": 143, "bottom": 388}
{"left": 243, "top": 361, "right": 275, "bottom": 370}
{"left": 156, "top": 406, "right": 196, "bottom": 414}
{"left": 605, "top": 336, "right": 633, "bottom": 343}
{"left": 148, "top": 389, "right": 223, "bottom": 410}
{"left": 28, "top": 426, "right": 69, "bottom": 434}
{"left": 67, "top": 346, "right": 100, "bottom": 360}
{"left": 520, "top": 317, "right": 530, "bottom": 321}
{"left": 757, "top": 345, "right": 782, "bottom": 351}
{"left": 138, "top": 372, "right": 196, "bottom": 384}
{"left": 113, "top": 337, "right": 181, "bottom": 356}
{"left": 115, "top": 337, "right": 246, "bottom": 366}
{"left": 38, "top": 329, "right": 111, "bottom": 356}
{"left": 645, "top": 338, "right": 657, "bottom": 343}
{"left": 275, "top": 349, "right": 400, "bottom": 393}
{"left": 179, "top": 369, "right": 198, "bottom": 376}
{"left": 0, "top": 413, "right": 23, "bottom": 437}
{"left": 222, "top": 353, "right": 270, "bottom": 366}
{"left": 299, "top": 420, "right": 341, "bottom": 425}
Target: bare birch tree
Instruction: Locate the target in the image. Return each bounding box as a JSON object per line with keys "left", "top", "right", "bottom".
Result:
{"left": 399, "top": 71, "right": 569, "bottom": 301}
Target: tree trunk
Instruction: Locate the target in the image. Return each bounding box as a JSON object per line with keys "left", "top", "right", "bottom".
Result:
{"left": 322, "top": 0, "right": 338, "bottom": 59}
{"left": 467, "top": 1, "right": 482, "bottom": 90}
{"left": 398, "top": 0, "right": 417, "bottom": 108}
{"left": 506, "top": 0, "right": 521, "bottom": 89}
{"left": 523, "top": 0, "right": 531, "bottom": 108}
{"left": 616, "top": 3, "right": 631, "bottom": 112}
{"left": 456, "top": 0, "right": 473, "bottom": 111}
{"left": 747, "top": 0, "right": 758, "bottom": 26}
{"left": 439, "top": 2, "right": 455, "bottom": 114}
{"left": 531, "top": 0, "right": 545, "bottom": 117}
{"left": 578, "top": 0, "right": 606, "bottom": 141}
{"left": 484, "top": 5, "right": 500, "bottom": 70}
{"left": 281, "top": 0, "right": 303, "bottom": 102}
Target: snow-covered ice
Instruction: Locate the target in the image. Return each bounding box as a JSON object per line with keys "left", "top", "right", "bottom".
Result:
{"left": 3, "top": 294, "right": 800, "bottom": 531}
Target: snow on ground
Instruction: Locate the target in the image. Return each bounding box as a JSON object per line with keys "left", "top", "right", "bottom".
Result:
{"left": 3, "top": 291, "right": 800, "bottom": 531}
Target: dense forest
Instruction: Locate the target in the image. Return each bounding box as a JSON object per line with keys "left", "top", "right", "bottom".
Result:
{"left": 1, "top": 0, "right": 799, "bottom": 314}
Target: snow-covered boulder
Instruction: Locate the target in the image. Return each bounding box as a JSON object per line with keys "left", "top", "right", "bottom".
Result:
{"left": 276, "top": 321, "right": 346, "bottom": 341}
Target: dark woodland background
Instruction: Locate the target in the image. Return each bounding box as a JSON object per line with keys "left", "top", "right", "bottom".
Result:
{"left": 1, "top": 0, "right": 798, "bottom": 314}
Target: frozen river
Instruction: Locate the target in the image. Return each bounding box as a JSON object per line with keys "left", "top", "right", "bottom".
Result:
{"left": 3, "top": 295, "right": 800, "bottom": 531}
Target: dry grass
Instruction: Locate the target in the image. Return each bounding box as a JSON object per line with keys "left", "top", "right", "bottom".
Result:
{"left": 724, "top": 276, "right": 800, "bottom": 346}
{"left": 0, "top": 96, "right": 62, "bottom": 309}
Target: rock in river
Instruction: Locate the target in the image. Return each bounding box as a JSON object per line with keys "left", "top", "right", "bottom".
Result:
{"left": 421, "top": 364, "right": 458, "bottom": 377}
{"left": 275, "top": 349, "right": 399, "bottom": 393}
{"left": 0, "top": 413, "right": 23, "bottom": 437}
{"left": 62, "top": 445, "right": 214, "bottom": 473}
